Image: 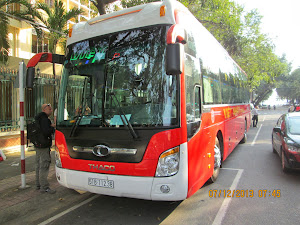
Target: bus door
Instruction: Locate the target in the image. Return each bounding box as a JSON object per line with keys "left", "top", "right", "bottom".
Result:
{"left": 185, "top": 52, "right": 210, "bottom": 188}
{"left": 186, "top": 85, "right": 202, "bottom": 138}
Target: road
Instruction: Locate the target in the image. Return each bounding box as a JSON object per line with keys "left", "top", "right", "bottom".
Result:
{"left": 2, "top": 107, "right": 300, "bottom": 225}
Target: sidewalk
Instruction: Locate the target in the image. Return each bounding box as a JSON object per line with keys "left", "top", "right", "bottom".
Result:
{"left": 0, "top": 163, "right": 58, "bottom": 210}
{"left": 0, "top": 152, "right": 94, "bottom": 225}
{"left": 0, "top": 131, "right": 57, "bottom": 203}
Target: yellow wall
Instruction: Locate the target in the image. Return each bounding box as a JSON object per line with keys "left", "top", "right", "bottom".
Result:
{"left": 6, "top": 0, "right": 94, "bottom": 71}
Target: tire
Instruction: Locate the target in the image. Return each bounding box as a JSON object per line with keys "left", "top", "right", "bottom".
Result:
{"left": 240, "top": 120, "right": 247, "bottom": 144}
{"left": 209, "top": 137, "right": 222, "bottom": 183}
{"left": 272, "top": 137, "right": 276, "bottom": 153}
{"left": 281, "top": 150, "right": 290, "bottom": 173}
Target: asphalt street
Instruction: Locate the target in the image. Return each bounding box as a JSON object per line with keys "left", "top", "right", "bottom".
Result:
{"left": 0, "top": 106, "right": 299, "bottom": 225}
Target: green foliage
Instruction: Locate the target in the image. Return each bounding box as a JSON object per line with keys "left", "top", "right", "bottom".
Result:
{"left": 0, "top": 1, "right": 9, "bottom": 64}
{"left": 119, "top": 1, "right": 290, "bottom": 100}
{"left": 184, "top": 0, "right": 290, "bottom": 104}
{"left": 183, "top": 0, "right": 244, "bottom": 57}
{"left": 237, "top": 11, "right": 288, "bottom": 91}
{"left": 1, "top": 0, "right": 293, "bottom": 104}
{"left": 120, "top": 0, "right": 156, "bottom": 8}
{"left": 182, "top": 1, "right": 288, "bottom": 93}
{"left": 252, "top": 80, "right": 273, "bottom": 106}
{"left": 0, "top": 0, "right": 37, "bottom": 64}
{"left": 277, "top": 68, "right": 300, "bottom": 103}
{"left": 35, "top": 0, "right": 83, "bottom": 53}
{"left": 90, "top": 0, "right": 119, "bottom": 15}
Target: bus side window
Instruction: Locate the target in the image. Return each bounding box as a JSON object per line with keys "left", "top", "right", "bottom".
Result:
{"left": 194, "top": 86, "right": 201, "bottom": 119}
{"left": 187, "top": 86, "right": 202, "bottom": 138}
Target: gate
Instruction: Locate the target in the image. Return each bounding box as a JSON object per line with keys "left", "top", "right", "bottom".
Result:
{"left": 0, "top": 66, "right": 59, "bottom": 132}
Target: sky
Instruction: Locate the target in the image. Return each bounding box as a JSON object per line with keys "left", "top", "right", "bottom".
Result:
{"left": 234, "top": 0, "right": 300, "bottom": 71}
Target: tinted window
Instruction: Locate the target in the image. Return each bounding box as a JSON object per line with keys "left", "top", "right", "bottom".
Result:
{"left": 288, "top": 117, "right": 300, "bottom": 135}
{"left": 58, "top": 26, "right": 179, "bottom": 128}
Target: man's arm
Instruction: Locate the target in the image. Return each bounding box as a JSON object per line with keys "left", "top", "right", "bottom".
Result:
{"left": 40, "top": 117, "right": 55, "bottom": 137}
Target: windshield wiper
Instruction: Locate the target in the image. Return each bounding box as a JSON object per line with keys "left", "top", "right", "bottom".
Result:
{"left": 70, "top": 77, "right": 89, "bottom": 137}
{"left": 70, "top": 106, "right": 87, "bottom": 137}
{"left": 110, "top": 92, "right": 139, "bottom": 139}
{"left": 70, "top": 114, "right": 82, "bottom": 137}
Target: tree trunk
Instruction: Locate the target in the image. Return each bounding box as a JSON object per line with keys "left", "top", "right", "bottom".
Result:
{"left": 253, "top": 89, "right": 272, "bottom": 106}
{"left": 93, "top": 0, "right": 118, "bottom": 15}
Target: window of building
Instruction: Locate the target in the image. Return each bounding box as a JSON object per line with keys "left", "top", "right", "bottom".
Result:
{"left": 44, "top": 0, "right": 54, "bottom": 7}
{"left": 32, "top": 35, "right": 49, "bottom": 53}
{"left": 6, "top": 3, "right": 20, "bottom": 13}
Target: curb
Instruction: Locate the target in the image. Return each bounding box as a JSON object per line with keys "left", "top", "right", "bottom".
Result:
{"left": 0, "top": 149, "right": 7, "bottom": 161}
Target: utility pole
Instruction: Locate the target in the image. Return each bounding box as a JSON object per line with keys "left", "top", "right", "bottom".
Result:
{"left": 19, "top": 61, "right": 29, "bottom": 189}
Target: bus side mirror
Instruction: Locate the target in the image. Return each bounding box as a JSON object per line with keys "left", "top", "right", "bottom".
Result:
{"left": 166, "top": 43, "right": 183, "bottom": 75}
{"left": 26, "top": 67, "right": 35, "bottom": 89}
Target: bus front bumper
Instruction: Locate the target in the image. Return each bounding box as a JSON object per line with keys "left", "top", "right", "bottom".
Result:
{"left": 56, "top": 166, "right": 187, "bottom": 201}
{"left": 55, "top": 143, "right": 188, "bottom": 201}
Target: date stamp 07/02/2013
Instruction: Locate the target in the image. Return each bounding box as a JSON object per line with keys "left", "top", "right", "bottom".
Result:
{"left": 208, "top": 189, "right": 281, "bottom": 198}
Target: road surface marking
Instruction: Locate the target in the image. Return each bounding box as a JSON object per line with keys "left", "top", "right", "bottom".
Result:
{"left": 251, "top": 124, "right": 263, "bottom": 146}
{"left": 212, "top": 168, "right": 244, "bottom": 225}
{"left": 38, "top": 195, "right": 99, "bottom": 225}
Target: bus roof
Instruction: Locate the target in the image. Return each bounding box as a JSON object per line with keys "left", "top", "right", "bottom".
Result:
{"left": 68, "top": 0, "right": 187, "bottom": 45}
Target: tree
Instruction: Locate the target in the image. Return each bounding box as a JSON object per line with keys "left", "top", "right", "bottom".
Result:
{"left": 121, "top": 0, "right": 156, "bottom": 9}
{"left": 0, "top": 0, "right": 37, "bottom": 64}
{"left": 182, "top": 0, "right": 244, "bottom": 57}
{"left": 237, "top": 10, "right": 288, "bottom": 91}
{"left": 35, "top": 0, "right": 83, "bottom": 53}
{"left": 277, "top": 68, "right": 300, "bottom": 104}
{"left": 182, "top": 0, "right": 289, "bottom": 102}
{"left": 252, "top": 81, "right": 273, "bottom": 106}
{"left": 0, "top": 0, "right": 10, "bottom": 64}
{"left": 104, "top": 0, "right": 290, "bottom": 105}
{"left": 90, "top": 0, "right": 119, "bottom": 15}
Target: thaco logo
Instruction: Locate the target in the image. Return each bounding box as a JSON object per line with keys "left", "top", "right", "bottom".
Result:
{"left": 88, "top": 164, "right": 116, "bottom": 171}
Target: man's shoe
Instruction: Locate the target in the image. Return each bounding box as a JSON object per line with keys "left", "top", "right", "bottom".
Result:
{"left": 36, "top": 186, "right": 40, "bottom": 190}
{"left": 40, "top": 188, "right": 56, "bottom": 194}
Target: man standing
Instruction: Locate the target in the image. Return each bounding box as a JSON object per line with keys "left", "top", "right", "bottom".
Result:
{"left": 251, "top": 105, "right": 259, "bottom": 127}
{"left": 34, "top": 103, "right": 56, "bottom": 194}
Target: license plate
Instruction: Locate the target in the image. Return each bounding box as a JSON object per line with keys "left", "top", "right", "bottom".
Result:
{"left": 88, "top": 178, "right": 114, "bottom": 189}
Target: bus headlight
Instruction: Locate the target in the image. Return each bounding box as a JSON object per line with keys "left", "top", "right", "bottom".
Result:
{"left": 155, "top": 146, "right": 180, "bottom": 177}
{"left": 55, "top": 146, "right": 62, "bottom": 168}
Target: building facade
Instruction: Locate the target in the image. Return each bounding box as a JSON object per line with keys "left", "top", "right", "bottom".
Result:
{"left": 0, "top": 0, "right": 96, "bottom": 137}
{"left": 5, "top": 0, "right": 95, "bottom": 72}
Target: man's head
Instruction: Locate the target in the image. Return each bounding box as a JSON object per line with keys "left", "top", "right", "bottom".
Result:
{"left": 42, "top": 103, "right": 53, "bottom": 116}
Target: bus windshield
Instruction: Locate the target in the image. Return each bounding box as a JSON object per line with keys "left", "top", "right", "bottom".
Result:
{"left": 57, "top": 25, "right": 178, "bottom": 128}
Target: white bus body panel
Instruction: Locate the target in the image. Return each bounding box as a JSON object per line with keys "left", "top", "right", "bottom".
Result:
{"left": 56, "top": 143, "right": 188, "bottom": 201}
{"left": 67, "top": 0, "right": 189, "bottom": 45}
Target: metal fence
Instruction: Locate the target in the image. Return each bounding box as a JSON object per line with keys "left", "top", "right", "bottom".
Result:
{"left": 0, "top": 66, "right": 60, "bottom": 133}
{"left": 0, "top": 67, "right": 18, "bottom": 132}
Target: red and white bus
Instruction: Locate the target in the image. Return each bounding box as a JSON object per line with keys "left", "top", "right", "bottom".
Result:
{"left": 26, "top": 0, "right": 251, "bottom": 201}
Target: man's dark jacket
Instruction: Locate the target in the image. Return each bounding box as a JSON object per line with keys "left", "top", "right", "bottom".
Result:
{"left": 35, "top": 112, "right": 55, "bottom": 148}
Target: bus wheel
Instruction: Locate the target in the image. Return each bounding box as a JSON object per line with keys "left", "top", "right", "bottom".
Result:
{"left": 209, "top": 137, "right": 222, "bottom": 183}
{"left": 240, "top": 120, "right": 247, "bottom": 144}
